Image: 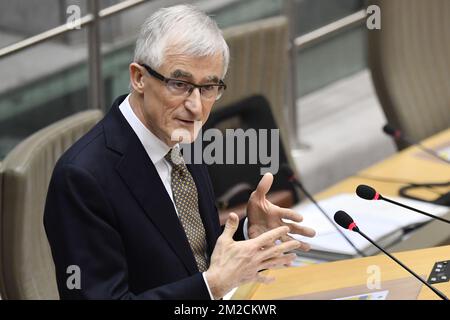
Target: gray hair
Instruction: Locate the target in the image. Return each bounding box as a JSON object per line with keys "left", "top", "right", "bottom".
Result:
{"left": 134, "top": 4, "right": 229, "bottom": 78}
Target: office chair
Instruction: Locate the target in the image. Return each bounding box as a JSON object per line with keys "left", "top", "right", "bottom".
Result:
{"left": 0, "top": 110, "right": 103, "bottom": 299}
{"left": 368, "top": 0, "right": 450, "bottom": 149}
{"left": 201, "top": 95, "right": 299, "bottom": 225}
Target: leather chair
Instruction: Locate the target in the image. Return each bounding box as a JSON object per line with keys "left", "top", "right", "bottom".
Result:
{"left": 219, "top": 16, "right": 298, "bottom": 172}
{"left": 368, "top": 0, "right": 450, "bottom": 148}
{"left": 0, "top": 110, "right": 103, "bottom": 299}
{"left": 202, "top": 17, "right": 301, "bottom": 224}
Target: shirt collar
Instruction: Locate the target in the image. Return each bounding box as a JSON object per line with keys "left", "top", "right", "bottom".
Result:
{"left": 119, "top": 94, "right": 174, "bottom": 164}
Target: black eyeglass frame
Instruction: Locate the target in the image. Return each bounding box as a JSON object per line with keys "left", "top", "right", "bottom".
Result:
{"left": 139, "top": 63, "right": 227, "bottom": 100}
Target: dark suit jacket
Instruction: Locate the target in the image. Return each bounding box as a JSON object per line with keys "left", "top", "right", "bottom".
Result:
{"left": 44, "top": 94, "right": 243, "bottom": 299}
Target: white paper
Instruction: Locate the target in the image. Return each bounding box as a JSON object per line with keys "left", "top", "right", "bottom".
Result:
{"left": 437, "top": 145, "right": 450, "bottom": 160}
{"left": 334, "top": 290, "right": 389, "bottom": 300}
{"left": 289, "top": 193, "right": 450, "bottom": 255}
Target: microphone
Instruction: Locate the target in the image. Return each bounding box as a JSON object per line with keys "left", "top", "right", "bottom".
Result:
{"left": 334, "top": 210, "right": 448, "bottom": 300}
{"left": 356, "top": 184, "right": 450, "bottom": 224}
{"left": 382, "top": 124, "right": 450, "bottom": 165}
{"left": 280, "top": 164, "right": 366, "bottom": 257}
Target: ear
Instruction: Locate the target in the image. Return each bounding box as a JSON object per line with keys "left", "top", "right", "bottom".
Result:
{"left": 129, "top": 62, "right": 146, "bottom": 94}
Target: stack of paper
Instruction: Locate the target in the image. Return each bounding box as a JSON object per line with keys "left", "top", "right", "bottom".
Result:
{"left": 289, "top": 193, "right": 450, "bottom": 260}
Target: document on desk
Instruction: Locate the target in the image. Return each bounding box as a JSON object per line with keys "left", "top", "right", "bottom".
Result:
{"left": 334, "top": 290, "right": 389, "bottom": 300}
{"left": 414, "top": 143, "right": 450, "bottom": 162}
{"left": 289, "top": 193, "right": 450, "bottom": 259}
{"left": 438, "top": 145, "right": 450, "bottom": 160}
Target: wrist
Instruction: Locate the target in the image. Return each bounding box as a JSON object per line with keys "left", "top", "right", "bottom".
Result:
{"left": 204, "top": 269, "right": 227, "bottom": 300}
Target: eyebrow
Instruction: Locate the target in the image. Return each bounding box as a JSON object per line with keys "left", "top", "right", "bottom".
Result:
{"left": 170, "top": 69, "right": 220, "bottom": 84}
{"left": 205, "top": 75, "right": 220, "bottom": 83}
{"left": 171, "top": 69, "right": 192, "bottom": 79}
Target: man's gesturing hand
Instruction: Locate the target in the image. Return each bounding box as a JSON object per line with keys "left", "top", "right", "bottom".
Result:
{"left": 204, "top": 212, "right": 301, "bottom": 299}
{"left": 247, "top": 173, "right": 316, "bottom": 247}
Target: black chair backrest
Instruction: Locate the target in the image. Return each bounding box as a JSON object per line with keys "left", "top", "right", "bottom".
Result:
{"left": 200, "top": 95, "right": 298, "bottom": 207}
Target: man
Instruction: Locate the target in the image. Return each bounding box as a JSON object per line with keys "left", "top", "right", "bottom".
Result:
{"left": 44, "top": 5, "right": 315, "bottom": 300}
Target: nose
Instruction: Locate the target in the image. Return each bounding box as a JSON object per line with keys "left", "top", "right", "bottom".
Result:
{"left": 184, "top": 87, "right": 203, "bottom": 116}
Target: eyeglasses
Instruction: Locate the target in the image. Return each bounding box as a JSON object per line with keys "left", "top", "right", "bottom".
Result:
{"left": 140, "top": 63, "right": 227, "bottom": 101}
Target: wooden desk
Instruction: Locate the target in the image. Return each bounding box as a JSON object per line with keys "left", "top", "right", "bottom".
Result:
{"left": 316, "top": 128, "right": 450, "bottom": 200}
{"left": 232, "top": 245, "right": 450, "bottom": 300}
{"left": 232, "top": 129, "right": 450, "bottom": 300}
{"left": 316, "top": 128, "right": 450, "bottom": 252}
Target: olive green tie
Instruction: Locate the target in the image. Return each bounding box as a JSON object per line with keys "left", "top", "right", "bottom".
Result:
{"left": 165, "top": 147, "right": 209, "bottom": 272}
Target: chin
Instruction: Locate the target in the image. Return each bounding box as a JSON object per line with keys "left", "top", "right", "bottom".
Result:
{"left": 170, "top": 127, "right": 197, "bottom": 144}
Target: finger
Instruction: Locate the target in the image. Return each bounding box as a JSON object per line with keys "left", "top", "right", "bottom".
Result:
{"left": 280, "top": 234, "right": 294, "bottom": 243}
{"left": 257, "top": 240, "right": 277, "bottom": 251}
{"left": 284, "top": 222, "right": 316, "bottom": 238}
{"left": 275, "top": 206, "right": 303, "bottom": 223}
{"left": 257, "top": 240, "right": 301, "bottom": 261}
{"left": 222, "top": 212, "right": 239, "bottom": 238}
{"left": 279, "top": 235, "right": 311, "bottom": 252}
{"left": 297, "top": 241, "right": 311, "bottom": 252}
{"left": 253, "top": 226, "right": 290, "bottom": 247}
{"left": 259, "top": 253, "right": 297, "bottom": 270}
{"left": 254, "top": 173, "right": 273, "bottom": 200}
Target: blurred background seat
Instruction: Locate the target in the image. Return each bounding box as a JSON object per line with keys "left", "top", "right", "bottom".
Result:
{"left": 204, "top": 16, "right": 301, "bottom": 224}
{"left": 218, "top": 16, "right": 299, "bottom": 177}
{"left": 0, "top": 110, "right": 103, "bottom": 299}
{"left": 368, "top": 0, "right": 450, "bottom": 149}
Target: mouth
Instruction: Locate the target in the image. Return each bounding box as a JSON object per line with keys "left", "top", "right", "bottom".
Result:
{"left": 176, "top": 118, "right": 196, "bottom": 126}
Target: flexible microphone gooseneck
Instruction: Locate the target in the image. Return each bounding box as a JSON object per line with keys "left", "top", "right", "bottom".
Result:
{"left": 281, "top": 164, "right": 366, "bottom": 257}
{"left": 334, "top": 210, "right": 448, "bottom": 300}
{"left": 383, "top": 124, "right": 450, "bottom": 165}
{"left": 356, "top": 184, "right": 450, "bottom": 224}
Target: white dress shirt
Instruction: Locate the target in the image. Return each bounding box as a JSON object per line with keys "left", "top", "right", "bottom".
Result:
{"left": 119, "top": 94, "right": 215, "bottom": 299}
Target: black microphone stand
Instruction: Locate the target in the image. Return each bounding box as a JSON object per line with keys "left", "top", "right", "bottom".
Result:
{"left": 379, "top": 195, "right": 450, "bottom": 224}
{"left": 290, "top": 178, "right": 367, "bottom": 257}
{"left": 356, "top": 228, "right": 448, "bottom": 300}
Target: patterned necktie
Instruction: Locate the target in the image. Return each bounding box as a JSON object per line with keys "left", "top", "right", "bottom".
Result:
{"left": 165, "top": 146, "right": 209, "bottom": 272}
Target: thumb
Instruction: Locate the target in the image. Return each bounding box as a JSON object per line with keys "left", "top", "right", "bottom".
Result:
{"left": 254, "top": 173, "right": 273, "bottom": 200}
{"left": 222, "top": 212, "right": 239, "bottom": 238}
